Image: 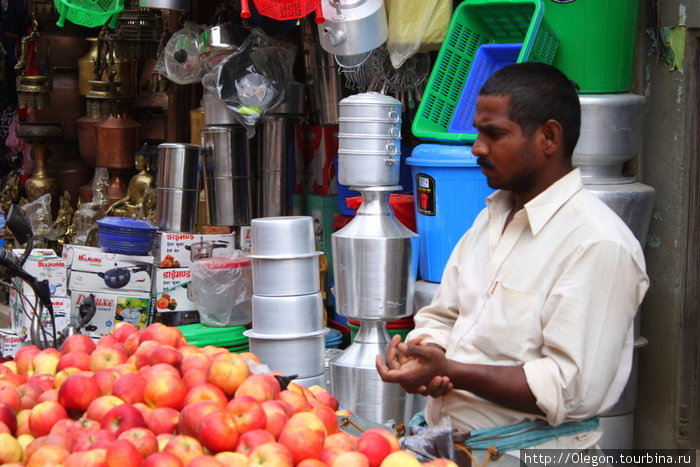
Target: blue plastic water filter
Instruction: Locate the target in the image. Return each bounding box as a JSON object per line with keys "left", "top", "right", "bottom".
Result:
{"left": 406, "top": 144, "right": 494, "bottom": 282}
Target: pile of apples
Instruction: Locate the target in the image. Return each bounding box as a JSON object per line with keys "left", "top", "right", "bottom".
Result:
{"left": 0, "top": 322, "right": 458, "bottom": 467}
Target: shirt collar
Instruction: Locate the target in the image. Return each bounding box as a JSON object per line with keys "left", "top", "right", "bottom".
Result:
{"left": 486, "top": 168, "right": 584, "bottom": 236}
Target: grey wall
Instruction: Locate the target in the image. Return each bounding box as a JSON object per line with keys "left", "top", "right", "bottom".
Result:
{"left": 633, "top": 0, "right": 698, "bottom": 448}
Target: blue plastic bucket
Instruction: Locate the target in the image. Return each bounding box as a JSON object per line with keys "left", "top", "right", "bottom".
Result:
{"left": 406, "top": 144, "right": 493, "bottom": 282}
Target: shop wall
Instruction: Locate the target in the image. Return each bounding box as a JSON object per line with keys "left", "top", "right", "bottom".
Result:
{"left": 634, "top": 0, "right": 699, "bottom": 449}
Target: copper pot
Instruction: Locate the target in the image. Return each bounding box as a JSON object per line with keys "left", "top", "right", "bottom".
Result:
{"left": 78, "top": 38, "right": 138, "bottom": 99}
{"left": 76, "top": 114, "right": 105, "bottom": 167}
{"left": 96, "top": 114, "right": 142, "bottom": 170}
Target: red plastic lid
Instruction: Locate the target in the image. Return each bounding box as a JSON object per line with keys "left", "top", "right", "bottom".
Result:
{"left": 194, "top": 257, "right": 251, "bottom": 269}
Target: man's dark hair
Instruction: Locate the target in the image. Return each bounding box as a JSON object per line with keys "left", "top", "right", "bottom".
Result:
{"left": 479, "top": 62, "right": 581, "bottom": 157}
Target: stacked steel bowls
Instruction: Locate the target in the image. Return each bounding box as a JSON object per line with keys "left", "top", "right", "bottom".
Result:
{"left": 244, "top": 216, "right": 329, "bottom": 386}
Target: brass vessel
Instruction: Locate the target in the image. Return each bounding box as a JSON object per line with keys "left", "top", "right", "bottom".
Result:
{"left": 78, "top": 37, "right": 138, "bottom": 98}
{"left": 16, "top": 122, "right": 63, "bottom": 203}
{"left": 96, "top": 114, "right": 143, "bottom": 170}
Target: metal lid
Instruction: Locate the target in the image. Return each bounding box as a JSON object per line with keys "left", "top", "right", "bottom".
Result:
{"left": 339, "top": 92, "right": 401, "bottom": 107}
{"left": 157, "top": 142, "right": 201, "bottom": 150}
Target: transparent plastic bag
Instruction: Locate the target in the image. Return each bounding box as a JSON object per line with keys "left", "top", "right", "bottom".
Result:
{"left": 201, "top": 28, "right": 296, "bottom": 137}
{"left": 400, "top": 416, "right": 471, "bottom": 464}
{"left": 21, "top": 194, "right": 55, "bottom": 242}
{"left": 385, "top": 0, "right": 452, "bottom": 68}
{"left": 189, "top": 251, "right": 253, "bottom": 327}
{"left": 155, "top": 22, "right": 206, "bottom": 85}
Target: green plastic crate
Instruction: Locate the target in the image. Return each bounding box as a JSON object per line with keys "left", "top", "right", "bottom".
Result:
{"left": 178, "top": 323, "right": 249, "bottom": 351}
{"left": 412, "top": 0, "right": 559, "bottom": 143}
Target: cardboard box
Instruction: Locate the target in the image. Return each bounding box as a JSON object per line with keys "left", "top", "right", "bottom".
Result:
{"left": 68, "top": 268, "right": 152, "bottom": 294}
{"left": 64, "top": 245, "right": 154, "bottom": 275}
{"left": 152, "top": 232, "right": 236, "bottom": 268}
{"left": 0, "top": 328, "right": 27, "bottom": 358}
{"left": 238, "top": 226, "right": 252, "bottom": 253}
{"left": 69, "top": 290, "right": 151, "bottom": 339}
{"left": 300, "top": 125, "right": 339, "bottom": 195}
{"left": 151, "top": 267, "right": 197, "bottom": 314}
{"left": 8, "top": 288, "right": 70, "bottom": 341}
{"left": 11, "top": 249, "right": 67, "bottom": 297}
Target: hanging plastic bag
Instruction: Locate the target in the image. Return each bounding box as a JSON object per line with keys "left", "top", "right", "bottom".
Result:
{"left": 201, "top": 28, "right": 296, "bottom": 137}
{"left": 385, "top": 0, "right": 452, "bottom": 69}
{"left": 155, "top": 22, "right": 206, "bottom": 85}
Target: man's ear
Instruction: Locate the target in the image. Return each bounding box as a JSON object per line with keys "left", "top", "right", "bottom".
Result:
{"left": 540, "top": 119, "right": 564, "bottom": 157}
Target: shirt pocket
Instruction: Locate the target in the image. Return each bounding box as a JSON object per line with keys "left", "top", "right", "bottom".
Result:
{"left": 468, "top": 283, "right": 542, "bottom": 363}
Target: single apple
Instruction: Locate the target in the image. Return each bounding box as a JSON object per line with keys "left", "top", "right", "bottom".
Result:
{"left": 297, "top": 459, "right": 327, "bottom": 467}
{"left": 53, "top": 367, "right": 83, "bottom": 389}
{"left": 139, "top": 323, "right": 184, "bottom": 348}
{"left": 148, "top": 345, "right": 183, "bottom": 368}
{"left": 143, "top": 451, "right": 184, "bottom": 467}
{"left": 311, "top": 405, "right": 339, "bottom": 436}
{"left": 143, "top": 367, "right": 187, "bottom": 410}
{"left": 234, "top": 373, "right": 280, "bottom": 402}
{"left": 111, "top": 373, "right": 146, "bottom": 405}
{"left": 0, "top": 432, "right": 22, "bottom": 463}
{"left": 112, "top": 322, "right": 139, "bottom": 343}
{"left": 124, "top": 333, "right": 141, "bottom": 357}
{"left": 60, "top": 334, "right": 96, "bottom": 355}
{"left": 315, "top": 391, "right": 340, "bottom": 411}
{"left": 36, "top": 389, "right": 58, "bottom": 403}
{"left": 206, "top": 352, "right": 249, "bottom": 397}
{"left": 57, "top": 373, "right": 101, "bottom": 413}
{"left": 56, "top": 351, "right": 92, "bottom": 372}
{"left": 183, "top": 368, "right": 208, "bottom": 389}
{"left": 90, "top": 346, "right": 128, "bottom": 372}
{"left": 162, "top": 434, "right": 205, "bottom": 466}
{"left": 25, "top": 444, "right": 70, "bottom": 467}
{"left": 16, "top": 383, "right": 42, "bottom": 411}
{"left": 118, "top": 426, "right": 158, "bottom": 459}
{"left": 380, "top": 450, "right": 422, "bottom": 467}
{"left": 97, "top": 335, "right": 119, "bottom": 347}
{"left": 278, "top": 389, "right": 309, "bottom": 414}
{"left": 187, "top": 454, "right": 226, "bottom": 467}
{"left": 331, "top": 450, "right": 371, "bottom": 467}
{"left": 238, "top": 351, "right": 261, "bottom": 364}
{"left": 105, "top": 438, "right": 141, "bottom": 467}
{"left": 177, "top": 400, "right": 220, "bottom": 437}
{"left": 323, "top": 430, "right": 358, "bottom": 452}
{"left": 0, "top": 373, "right": 27, "bottom": 387}
{"left": 260, "top": 399, "right": 289, "bottom": 438}
{"left": 85, "top": 395, "right": 124, "bottom": 422}
{"left": 145, "top": 407, "right": 179, "bottom": 435}
{"left": 72, "top": 428, "right": 116, "bottom": 452}
{"left": 27, "top": 373, "right": 54, "bottom": 392}
{"left": 184, "top": 383, "right": 228, "bottom": 408}
{"left": 64, "top": 448, "right": 108, "bottom": 466}
{"left": 284, "top": 411, "right": 327, "bottom": 439}
{"left": 93, "top": 368, "right": 121, "bottom": 395}
{"left": 278, "top": 422, "right": 325, "bottom": 464}
{"left": 247, "top": 441, "right": 294, "bottom": 467}
{"left": 226, "top": 395, "right": 267, "bottom": 433}
{"left": 195, "top": 409, "right": 239, "bottom": 453}
{"left": 180, "top": 354, "right": 212, "bottom": 376}
{"left": 28, "top": 400, "right": 67, "bottom": 437}
{"left": 15, "top": 346, "right": 40, "bottom": 374}
{"left": 214, "top": 451, "right": 248, "bottom": 466}
{"left": 234, "top": 428, "right": 276, "bottom": 456}
{"left": 101, "top": 403, "right": 146, "bottom": 436}
{"left": 357, "top": 428, "right": 400, "bottom": 467}
{"left": 30, "top": 348, "right": 61, "bottom": 375}
{"left": 0, "top": 385, "right": 21, "bottom": 412}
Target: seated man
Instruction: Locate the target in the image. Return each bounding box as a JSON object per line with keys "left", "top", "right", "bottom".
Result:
{"left": 377, "top": 63, "right": 649, "bottom": 454}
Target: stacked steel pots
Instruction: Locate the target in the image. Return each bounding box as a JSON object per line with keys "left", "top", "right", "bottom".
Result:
{"left": 573, "top": 93, "right": 655, "bottom": 449}
{"left": 244, "top": 216, "right": 329, "bottom": 387}
{"left": 155, "top": 143, "right": 201, "bottom": 232}
{"left": 330, "top": 92, "right": 419, "bottom": 424}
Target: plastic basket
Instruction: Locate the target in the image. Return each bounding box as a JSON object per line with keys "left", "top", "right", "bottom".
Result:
{"left": 178, "top": 323, "right": 249, "bottom": 350}
{"left": 54, "top": 0, "right": 124, "bottom": 28}
{"left": 448, "top": 43, "right": 522, "bottom": 135}
{"left": 412, "top": 0, "right": 559, "bottom": 143}
{"left": 252, "top": 0, "right": 319, "bottom": 21}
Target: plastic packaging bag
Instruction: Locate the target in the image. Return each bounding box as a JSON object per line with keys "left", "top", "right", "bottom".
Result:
{"left": 385, "top": 0, "right": 452, "bottom": 68}
{"left": 201, "top": 28, "right": 296, "bottom": 137}
{"left": 400, "top": 416, "right": 471, "bottom": 464}
{"left": 155, "top": 22, "right": 206, "bottom": 85}
{"left": 21, "top": 194, "right": 55, "bottom": 244}
{"left": 189, "top": 251, "right": 253, "bottom": 327}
